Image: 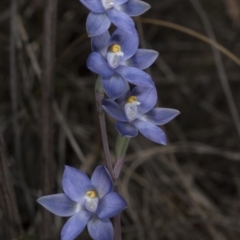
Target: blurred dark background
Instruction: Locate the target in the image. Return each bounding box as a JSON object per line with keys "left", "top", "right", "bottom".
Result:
{"left": 1, "top": 0, "right": 240, "bottom": 239}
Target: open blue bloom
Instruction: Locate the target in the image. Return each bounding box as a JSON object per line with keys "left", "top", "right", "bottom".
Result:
{"left": 102, "top": 86, "right": 180, "bottom": 144}
{"left": 87, "top": 28, "right": 158, "bottom": 98}
{"left": 37, "top": 165, "right": 127, "bottom": 240}
{"left": 79, "top": 0, "right": 150, "bottom": 36}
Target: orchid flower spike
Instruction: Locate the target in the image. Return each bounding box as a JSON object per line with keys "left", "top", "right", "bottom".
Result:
{"left": 79, "top": 0, "right": 150, "bottom": 36}
{"left": 37, "top": 165, "right": 127, "bottom": 240}
{"left": 102, "top": 85, "right": 180, "bottom": 144}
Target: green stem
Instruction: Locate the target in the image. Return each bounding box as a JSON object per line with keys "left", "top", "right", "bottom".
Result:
{"left": 114, "top": 134, "right": 130, "bottom": 179}
{"left": 95, "top": 76, "right": 114, "bottom": 179}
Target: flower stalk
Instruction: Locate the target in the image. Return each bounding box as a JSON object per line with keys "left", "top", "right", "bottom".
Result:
{"left": 114, "top": 134, "right": 130, "bottom": 179}
{"left": 95, "top": 76, "right": 114, "bottom": 180}
{"left": 113, "top": 214, "right": 122, "bottom": 240}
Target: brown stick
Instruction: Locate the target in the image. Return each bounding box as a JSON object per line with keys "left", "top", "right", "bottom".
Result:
{"left": 0, "top": 136, "right": 22, "bottom": 239}
{"left": 41, "top": 0, "right": 58, "bottom": 239}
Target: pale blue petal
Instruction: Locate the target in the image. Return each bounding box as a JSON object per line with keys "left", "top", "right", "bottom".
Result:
{"left": 92, "top": 31, "right": 110, "bottom": 56}
{"left": 116, "top": 65, "right": 154, "bottom": 87}
{"left": 86, "top": 12, "right": 111, "bottom": 37}
{"left": 126, "top": 49, "right": 159, "bottom": 69}
{"left": 115, "top": 79, "right": 130, "bottom": 104}
{"left": 114, "top": 0, "right": 128, "bottom": 6}
{"left": 117, "top": 0, "right": 150, "bottom": 16}
{"left": 91, "top": 166, "right": 113, "bottom": 199}
{"left": 61, "top": 209, "right": 91, "bottom": 240}
{"left": 110, "top": 28, "right": 139, "bottom": 62}
{"left": 116, "top": 121, "right": 138, "bottom": 137}
{"left": 87, "top": 52, "right": 114, "bottom": 77}
{"left": 102, "top": 99, "right": 128, "bottom": 121}
{"left": 102, "top": 74, "right": 126, "bottom": 99}
{"left": 88, "top": 217, "right": 113, "bottom": 240}
{"left": 97, "top": 192, "right": 127, "bottom": 219}
{"left": 141, "top": 108, "right": 180, "bottom": 125}
{"left": 37, "top": 193, "right": 80, "bottom": 217}
{"left": 80, "top": 0, "right": 105, "bottom": 13}
{"left": 133, "top": 119, "right": 167, "bottom": 145}
{"left": 62, "top": 166, "right": 93, "bottom": 204}
{"left": 107, "top": 8, "right": 135, "bottom": 35}
{"left": 131, "top": 86, "right": 157, "bottom": 116}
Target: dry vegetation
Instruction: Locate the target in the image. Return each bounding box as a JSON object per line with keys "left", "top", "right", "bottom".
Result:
{"left": 1, "top": 0, "right": 240, "bottom": 239}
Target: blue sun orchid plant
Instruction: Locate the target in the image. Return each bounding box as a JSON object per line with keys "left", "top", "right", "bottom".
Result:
{"left": 37, "top": 1, "right": 180, "bottom": 240}
{"left": 37, "top": 166, "right": 127, "bottom": 240}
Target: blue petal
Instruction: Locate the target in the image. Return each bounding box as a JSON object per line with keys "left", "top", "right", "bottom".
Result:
{"left": 61, "top": 209, "right": 91, "bottom": 240}
{"left": 37, "top": 193, "right": 80, "bottom": 217}
{"left": 141, "top": 108, "right": 180, "bottom": 125}
{"left": 116, "top": 65, "right": 154, "bottom": 87}
{"left": 102, "top": 74, "right": 126, "bottom": 99}
{"left": 91, "top": 166, "right": 113, "bottom": 199}
{"left": 86, "top": 12, "right": 111, "bottom": 37}
{"left": 117, "top": 0, "right": 150, "bottom": 16}
{"left": 92, "top": 31, "right": 110, "bottom": 56}
{"left": 87, "top": 52, "right": 114, "bottom": 77}
{"left": 131, "top": 86, "right": 157, "bottom": 116}
{"left": 97, "top": 192, "right": 127, "bottom": 219}
{"left": 126, "top": 49, "right": 159, "bottom": 69}
{"left": 115, "top": 79, "right": 130, "bottom": 104}
{"left": 114, "top": 0, "right": 129, "bottom": 6}
{"left": 133, "top": 119, "right": 167, "bottom": 145}
{"left": 88, "top": 217, "right": 113, "bottom": 240}
{"left": 102, "top": 99, "right": 128, "bottom": 121}
{"left": 107, "top": 8, "right": 135, "bottom": 35}
{"left": 116, "top": 121, "right": 138, "bottom": 137}
{"left": 62, "top": 166, "right": 93, "bottom": 204}
{"left": 110, "top": 27, "right": 139, "bottom": 62}
{"left": 80, "top": 0, "right": 105, "bottom": 13}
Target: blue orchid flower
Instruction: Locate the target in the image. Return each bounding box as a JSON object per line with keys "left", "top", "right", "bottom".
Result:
{"left": 79, "top": 0, "right": 150, "bottom": 36}
{"left": 102, "top": 85, "right": 180, "bottom": 144}
{"left": 37, "top": 165, "right": 127, "bottom": 240}
{"left": 87, "top": 28, "right": 158, "bottom": 98}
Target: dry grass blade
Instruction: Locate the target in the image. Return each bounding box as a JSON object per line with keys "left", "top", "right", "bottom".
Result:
{"left": 140, "top": 18, "right": 240, "bottom": 67}
{"left": 125, "top": 143, "right": 240, "bottom": 162}
{"left": 53, "top": 102, "right": 86, "bottom": 163}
